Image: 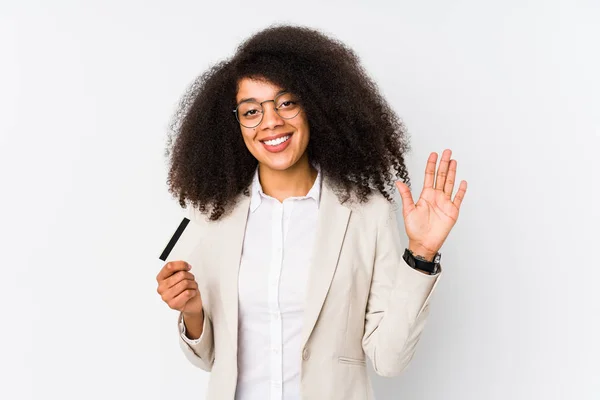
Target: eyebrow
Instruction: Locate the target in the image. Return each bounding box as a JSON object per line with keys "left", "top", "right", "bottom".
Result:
{"left": 237, "top": 90, "right": 289, "bottom": 104}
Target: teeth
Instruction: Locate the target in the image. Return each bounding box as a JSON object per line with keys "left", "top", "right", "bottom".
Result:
{"left": 264, "top": 135, "right": 291, "bottom": 146}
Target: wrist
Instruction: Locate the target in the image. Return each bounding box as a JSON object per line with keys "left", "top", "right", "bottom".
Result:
{"left": 183, "top": 309, "right": 204, "bottom": 317}
{"left": 183, "top": 309, "right": 204, "bottom": 323}
{"left": 182, "top": 311, "right": 204, "bottom": 340}
{"left": 403, "top": 247, "right": 441, "bottom": 275}
{"left": 407, "top": 242, "right": 438, "bottom": 262}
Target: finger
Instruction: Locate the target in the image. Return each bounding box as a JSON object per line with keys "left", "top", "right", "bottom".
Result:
{"left": 434, "top": 149, "right": 452, "bottom": 190}
{"left": 157, "top": 271, "right": 195, "bottom": 295}
{"left": 423, "top": 152, "right": 438, "bottom": 189}
{"left": 443, "top": 159, "right": 457, "bottom": 198}
{"left": 167, "top": 289, "right": 197, "bottom": 311}
{"left": 164, "top": 271, "right": 195, "bottom": 290}
{"left": 162, "top": 279, "right": 199, "bottom": 304}
{"left": 395, "top": 180, "right": 415, "bottom": 213}
{"left": 452, "top": 180, "right": 468, "bottom": 209}
{"left": 156, "top": 261, "right": 191, "bottom": 282}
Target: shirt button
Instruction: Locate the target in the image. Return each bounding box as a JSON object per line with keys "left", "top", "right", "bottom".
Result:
{"left": 302, "top": 347, "right": 310, "bottom": 361}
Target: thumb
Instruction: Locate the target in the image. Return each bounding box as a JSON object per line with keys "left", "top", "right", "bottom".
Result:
{"left": 395, "top": 180, "right": 415, "bottom": 213}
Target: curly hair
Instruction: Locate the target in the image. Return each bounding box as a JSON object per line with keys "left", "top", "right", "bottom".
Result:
{"left": 165, "top": 24, "right": 412, "bottom": 221}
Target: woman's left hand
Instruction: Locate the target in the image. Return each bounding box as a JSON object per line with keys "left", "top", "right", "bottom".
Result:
{"left": 395, "top": 149, "right": 467, "bottom": 260}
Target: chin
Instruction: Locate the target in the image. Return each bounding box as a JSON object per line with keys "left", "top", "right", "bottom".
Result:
{"left": 261, "top": 160, "right": 296, "bottom": 171}
{"left": 258, "top": 153, "right": 299, "bottom": 171}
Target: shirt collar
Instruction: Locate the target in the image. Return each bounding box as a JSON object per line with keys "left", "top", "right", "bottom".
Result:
{"left": 249, "top": 163, "right": 322, "bottom": 213}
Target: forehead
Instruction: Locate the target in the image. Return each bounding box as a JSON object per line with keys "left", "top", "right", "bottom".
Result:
{"left": 236, "top": 78, "right": 285, "bottom": 102}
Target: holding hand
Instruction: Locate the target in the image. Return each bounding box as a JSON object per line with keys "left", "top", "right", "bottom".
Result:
{"left": 156, "top": 261, "right": 203, "bottom": 314}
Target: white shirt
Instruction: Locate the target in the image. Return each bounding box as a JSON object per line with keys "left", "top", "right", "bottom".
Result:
{"left": 181, "top": 164, "right": 322, "bottom": 400}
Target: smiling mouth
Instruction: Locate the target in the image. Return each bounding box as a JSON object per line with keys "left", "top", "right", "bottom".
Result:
{"left": 261, "top": 134, "right": 292, "bottom": 146}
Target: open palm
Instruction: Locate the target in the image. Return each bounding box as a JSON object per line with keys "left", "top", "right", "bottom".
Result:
{"left": 395, "top": 149, "right": 467, "bottom": 257}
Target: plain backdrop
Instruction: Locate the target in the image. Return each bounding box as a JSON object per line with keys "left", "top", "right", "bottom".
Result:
{"left": 1, "top": 0, "right": 599, "bottom": 399}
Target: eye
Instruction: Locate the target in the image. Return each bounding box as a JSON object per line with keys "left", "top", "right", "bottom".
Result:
{"left": 278, "top": 100, "right": 296, "bottom": 108}
{"left": 243, "top": 109, "right": 259, "bottom": 117}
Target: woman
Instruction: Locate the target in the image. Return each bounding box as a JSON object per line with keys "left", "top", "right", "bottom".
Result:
{"left": 156, "top": 25, "right": 467, "bottom": 400}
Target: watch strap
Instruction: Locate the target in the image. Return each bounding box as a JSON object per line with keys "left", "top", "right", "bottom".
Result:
{"left": 402, "top": 248, "right": 441, "bottom": 274}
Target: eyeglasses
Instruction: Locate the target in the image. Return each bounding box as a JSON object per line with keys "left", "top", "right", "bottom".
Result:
{"left": 233, "top": 92, "right": 301, "bottom": 128}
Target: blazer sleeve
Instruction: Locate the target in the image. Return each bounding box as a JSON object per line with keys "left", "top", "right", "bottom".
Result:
{"left": 162, "top": 209, "right": 215, "bottom": 371}
{"left": 361, "top": 203, "right": 442, "bottom": 377}
{"left": 177, "top": 311, "right": 215, "bottom": 371}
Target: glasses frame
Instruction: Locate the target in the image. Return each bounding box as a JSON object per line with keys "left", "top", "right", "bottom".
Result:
{"left": 232, "top": 92, "right": 301, "bottom": 128}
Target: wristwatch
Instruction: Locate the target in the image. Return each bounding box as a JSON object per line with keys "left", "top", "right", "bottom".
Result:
{"left": 402, "top": 248, "right": 441, "bottom": 275}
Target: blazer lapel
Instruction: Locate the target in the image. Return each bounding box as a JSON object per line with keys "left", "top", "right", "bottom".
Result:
{"left": 218, "top": 193, "right": 251, "bottom": 349}
{"left": 301, "top": 176, "right": 351, "bottom": 347}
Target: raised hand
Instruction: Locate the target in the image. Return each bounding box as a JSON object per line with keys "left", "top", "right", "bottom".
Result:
{"left": 395, "top": 149, "right": 467, "bottom": 260}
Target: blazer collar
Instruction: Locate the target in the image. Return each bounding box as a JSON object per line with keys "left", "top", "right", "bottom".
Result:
{"left": 249, "top": 163, "right": 323, "bottom": 213}
{"left": 300, "top": 175, "right": 351, "bottom": 346}
{"left": 216, "top": 174, "right": 351, "bottom": 350}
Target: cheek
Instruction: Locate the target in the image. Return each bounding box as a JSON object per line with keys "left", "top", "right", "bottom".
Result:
{"left": 299, "top": 123, "right": 310, "bottom": 144}
{"left": 240, "top": 128, "right": 255, "bottom": 143}
{"left": 240, "top": 129, "right": 261, "bottom": 156}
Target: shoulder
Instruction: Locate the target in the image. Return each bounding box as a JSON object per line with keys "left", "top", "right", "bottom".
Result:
{"left": 348, "top": 190, "right": 400, "bottom": 225}
{"left": 182, "top": 203, "right": 221, "bottom": 233}
{"left": 184, "top": 205, "right": 211, "bottom": 226}
{"left": 323, "top": 174, "right": 399, "bottom": 223}
{"left": 184, "top": 192, "right": 251, "bottom": 227}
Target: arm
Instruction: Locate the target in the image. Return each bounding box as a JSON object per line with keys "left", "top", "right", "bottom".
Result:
{"left": 361, "top": 205, "right": 442, "bottom": 377}
{"left": 178, "top": 311, "right": 215, "bottom": 371}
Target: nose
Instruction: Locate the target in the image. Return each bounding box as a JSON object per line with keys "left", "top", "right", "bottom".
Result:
{"left": 260, "top": 100, "right": 284, "bottom": 130}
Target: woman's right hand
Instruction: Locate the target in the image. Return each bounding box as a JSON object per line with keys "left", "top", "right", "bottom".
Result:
{"left": 156, "top": 261, "right": 203, "bottom": 316}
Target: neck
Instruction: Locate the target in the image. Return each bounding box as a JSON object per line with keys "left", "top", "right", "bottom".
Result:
{"left": 258, "top": 154, "right": 318, "bottom": 203}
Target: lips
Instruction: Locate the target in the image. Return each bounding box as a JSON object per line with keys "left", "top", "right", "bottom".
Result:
{"left": 260, "top": 132, "right": 293, "bottom": 142}
{"left": 260, "top": 133, "right": 293, "bottom": 153}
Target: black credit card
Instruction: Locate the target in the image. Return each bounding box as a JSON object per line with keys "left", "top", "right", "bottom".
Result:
{"left": 159, "top": 217, "right": 190, "bottom": 261}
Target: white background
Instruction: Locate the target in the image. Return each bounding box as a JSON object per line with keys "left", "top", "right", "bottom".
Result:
{"left": 1, "top": 0, "right": 599, "bottom": 399}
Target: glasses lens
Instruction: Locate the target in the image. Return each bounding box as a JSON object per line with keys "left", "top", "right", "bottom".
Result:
{"left": 275, "top": 93, "right": 300, "bottom": 119}
{"left": 237, "top": 101, "right": 263, "bottom": 127}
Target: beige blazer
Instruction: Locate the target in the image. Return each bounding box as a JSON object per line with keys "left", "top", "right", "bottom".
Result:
{"left": 164, "top": 175, "right": 442, "bottom": 400}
